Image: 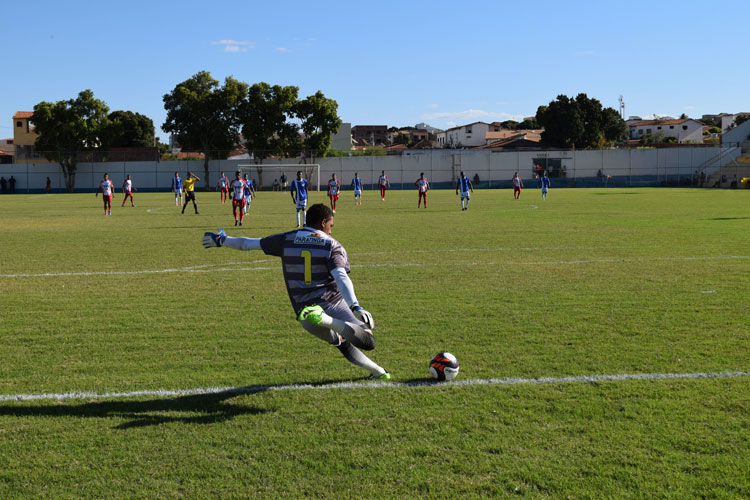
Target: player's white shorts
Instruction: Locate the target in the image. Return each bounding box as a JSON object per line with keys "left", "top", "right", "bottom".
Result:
{"left": 460, "top": 191, "right": 470, "bottom": 199}
{"left": 296, "top": 198, "right": 308, "bottom": 211}
{"left": 354, "top": 190, "right": 361, "bottom": 197}
{"left": 245, "top": 196, "right": 252, "bottom": 205}
{"left": 541, "top": 188, "right": 548, "bottom": 193}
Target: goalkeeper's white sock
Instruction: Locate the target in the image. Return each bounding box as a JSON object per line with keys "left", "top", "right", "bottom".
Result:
{"left": 336, "top": 340, "right": 385, "bottom": 376}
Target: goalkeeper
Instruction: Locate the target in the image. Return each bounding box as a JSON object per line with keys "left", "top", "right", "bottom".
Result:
{"left": 203, "top": 203, "right": 391, "bottom": 380}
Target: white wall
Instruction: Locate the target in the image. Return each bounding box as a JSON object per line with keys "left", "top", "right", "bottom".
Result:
{"left": 2, "top": 146, "right": 740, "bottom": 192}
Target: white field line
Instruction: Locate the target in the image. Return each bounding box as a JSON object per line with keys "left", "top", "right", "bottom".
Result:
{"left": 1, "top": 254, "right": 747, "bottom": 278}
{"left": 1, "top": 371, "right": 747, "bottom": 402}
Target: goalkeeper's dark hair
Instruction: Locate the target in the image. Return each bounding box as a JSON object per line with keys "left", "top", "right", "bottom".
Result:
{"left": 306, "top": 203, "right": 333, "bottom": 227}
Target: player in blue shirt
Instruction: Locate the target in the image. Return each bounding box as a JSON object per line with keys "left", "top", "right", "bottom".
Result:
{"left": 455, "top": 171, "right": 474, "bottom": 211}
{"left": 242, "top": 174, "right": 256, "bottom": 214}
{"left": 171, "top": 172, "right": 183, "bottom": 206}
{"left": 290, "top": 170, "right": 309, "bottom": 228}
{"left": 540, "top": 171, "right": 551, "bottom": 200}
{"left": 351, "top": 173, "right": 363, "bottom": 206}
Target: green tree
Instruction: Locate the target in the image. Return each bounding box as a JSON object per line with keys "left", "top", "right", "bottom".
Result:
{"left": 393, "top": 133, "right": 411, "bottom": 146}
{"left": 241, "top": 83, "right": 300, "bottom": 187}
{"left": 536, "top": 95, "right": 583, "bottom": 148}
{"left": 296, "top": 91, "right": 342, "bottom": 164}
{"left": 162, "top": 71, "right": 248, "bottom": 190}
{"left": 577, "top": 93, "right": 604, "bottom": 147}
{"left": 601, "top": 107, "right": 629, "bottom": 143}
{"left": 105, "top": 110, "right": 155, "bottom": 148}
{"left": 500, "top": 120, "right": 519, "bottom": 130}
{"left": 517, "top": 118, "right": 540, "bottom": 129}
{"left": 241, "top": 82, "right": 300, "bottom": 163}
{"left": 31, "top": 89, "right": 110, "bottom": 192}
{"left": 537, "top": 94, "right": 627, "bottom": 148}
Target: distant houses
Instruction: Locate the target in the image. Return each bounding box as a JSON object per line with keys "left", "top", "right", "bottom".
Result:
{"left": 626, "top": 118, "right": 704, "bottom": 144}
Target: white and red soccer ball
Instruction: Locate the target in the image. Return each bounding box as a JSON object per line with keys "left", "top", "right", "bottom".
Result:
{"left": 429, "top": 352, "right": 459, "bottom": 381}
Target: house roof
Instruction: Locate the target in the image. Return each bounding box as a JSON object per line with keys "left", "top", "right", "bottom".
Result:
{"left": 476, "top": 137, "right": 545, "bottom": 150}
{"left": 485, "top": 129, "right": 544, "bottom": 142}
{"left": 442, "top": 121, "right": 490, "bottom": 133}
{"left": 628, "top": 118, "right": 698, "bottom": 127}
{"left": 13, "top": 111, "right": 33, "bottom": 119}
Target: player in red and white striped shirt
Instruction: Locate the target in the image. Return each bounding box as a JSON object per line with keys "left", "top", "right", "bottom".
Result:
{"left": 415, "top": 172, "right": 429, "bottom": 208}
{"left": 96, "top": 173, "right": 115, "bottom": 215}
{"left": 328, "top": 173, "right": 341, "bottom": 213}
{"left": 230, "top": 171, "right": 247, "bottom": 226}
{"left": 121, "top": 175, "right": 136, "bottom": 207}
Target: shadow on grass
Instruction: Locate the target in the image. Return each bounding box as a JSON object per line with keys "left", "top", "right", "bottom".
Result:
{"left": 399, "top": 377, "right": 447, "bottom": 386}
{"left": 711, "top": 217, "right": 750, "bottom": 220}
{"left": 0, "top": 389, "right": 268, "bottom": 429}
{"left": 0, "top": 377, "right": 366, "bottom": 429}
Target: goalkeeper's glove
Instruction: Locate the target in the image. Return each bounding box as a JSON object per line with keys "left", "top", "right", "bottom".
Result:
{"left": 351, "top": 303, "right": 374, "bottom": 329}
{"left": 202, "top": 229, "right": 226, "bottom": 248}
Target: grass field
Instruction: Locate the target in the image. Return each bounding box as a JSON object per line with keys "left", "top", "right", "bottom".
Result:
{"left": 0, "top": 187, "right": 748, "bottom": 499}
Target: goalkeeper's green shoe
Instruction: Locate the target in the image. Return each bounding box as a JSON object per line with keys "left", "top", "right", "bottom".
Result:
{"left": 297, "top": 305, "right": 324, "bottom": 325}
{"left": 368, "top": 371, "right": 391, "bottom": 381}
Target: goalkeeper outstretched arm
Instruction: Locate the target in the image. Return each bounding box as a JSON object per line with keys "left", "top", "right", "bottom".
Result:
{"left": 202, "top": 230, "right": 262, "bottom": 250}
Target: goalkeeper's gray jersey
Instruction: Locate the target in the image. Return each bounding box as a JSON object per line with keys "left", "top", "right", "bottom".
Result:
{"left": 260, "top": 228, "right": 350, "bottom": 314}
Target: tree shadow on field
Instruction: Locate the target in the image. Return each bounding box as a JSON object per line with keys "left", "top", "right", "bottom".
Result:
{"left": 0, "top": 388, "right": 269, "bottom": 430}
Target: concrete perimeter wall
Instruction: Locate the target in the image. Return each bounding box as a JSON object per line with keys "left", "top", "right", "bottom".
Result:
{"left": 0, "top": 146, "right": 741, "bottom": 193}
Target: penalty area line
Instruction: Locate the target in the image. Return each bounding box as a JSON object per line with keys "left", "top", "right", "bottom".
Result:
{"left": 1, "top": 370, "right": 748, "bottom": 402}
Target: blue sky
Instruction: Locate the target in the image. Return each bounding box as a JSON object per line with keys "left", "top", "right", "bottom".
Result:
{"left": 3, "top": 0, "right": 748, "bottom": 142}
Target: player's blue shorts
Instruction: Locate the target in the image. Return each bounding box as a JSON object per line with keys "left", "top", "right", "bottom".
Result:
{"left": 296, "top": 198, "right": 308, "bottom": 211}
{"left": 460, "top": 191, "right": 470, "bottom": 199}
{"left": 354, "top": 190, "right": 361, "bottom": 196}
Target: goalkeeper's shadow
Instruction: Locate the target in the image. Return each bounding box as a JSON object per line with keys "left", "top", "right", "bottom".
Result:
{"left": 0, "top": 389, "right": 269, "bottom": 430}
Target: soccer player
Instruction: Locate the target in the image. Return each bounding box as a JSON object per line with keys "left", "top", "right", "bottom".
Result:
{"left": 216, "top": 172, "right": 230, "bottom": 204}
{"left": 230, "top": 171, "right": 247, "bottom": 226}
{"left": 378, "top": 170, "right": 390, "bottom": 200}
{"left": 202, "top": 203, "right": 390, "bottom": 380}
{"left": 327, "top": 173, "right": 341, "bottom": 213}
{"left": 242, "top": 174, "right": 256, "bottom": 214}
{"left": 280, "top": 172, "right": 288, "bottom": 192}
{"left": 415, "top": 172, "right": 429, "bottom": 208}
{"left": 290, "top": 171, "right": 309, "bottom": 228}
{"left": 351, "top": 172, "right": 363, "bottom": 206}
{"left": 455, "top": 171, "right": 474, "bottom": 211}
{"left": 121, "top": 174, "right": 136, "bottom": 207}
{"left": 181, "top": 172, "right": 200, "bottom": 214}
{"left": 96, "top": 173, "right": 115, "bottom": 215}
{"left": 512, "top": 172, "right": 524, "bottom": 200}
{"left": 171, "top": 172, "right": 183, "bottom": 206}
{"left": 540, "top": 170, "right": 551, "bottom": 200}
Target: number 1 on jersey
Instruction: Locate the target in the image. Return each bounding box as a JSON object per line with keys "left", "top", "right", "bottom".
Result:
{"left": 301, "top": 250, "right": 312, "bottom": 285}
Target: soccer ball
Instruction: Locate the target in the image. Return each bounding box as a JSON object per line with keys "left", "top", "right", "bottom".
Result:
{"left": 429, "top": 352, "right": 459, "bottom": 381}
